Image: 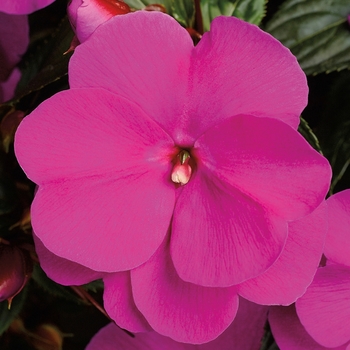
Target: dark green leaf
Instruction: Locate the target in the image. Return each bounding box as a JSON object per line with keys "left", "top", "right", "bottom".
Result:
{"left": 172, "top": 0, "right": 195, "bottom": 27}
{"left": 32, "top": 265, "right": 83, "bottom": 304}
{"left": 124, "top": 0, "right": 173, "bottom": 13}
{"left": 265, "top": 0, "right": 350, "bottom": 75}
{"left": 201, "top": 0, "right": 267, "bottom": 31}
{"left": 298, "top": 117, "right": 323, "bottom": 154}
{"left": 82, "top": 279, "right": 104, "bottom": 293}
{"left": 15, "top": 16, "right": 74, "bottom": 101}
{"left": 0, "top": 287, "right": 27, "bottom": 336}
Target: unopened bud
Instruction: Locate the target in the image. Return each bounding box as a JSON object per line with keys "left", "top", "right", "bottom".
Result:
{"left": 0, "top": 243, "right": 32, "bottom": 307}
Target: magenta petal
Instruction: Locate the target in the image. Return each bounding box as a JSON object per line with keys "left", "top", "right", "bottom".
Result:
{"left": 171, "top": 169, "right": 287, "bottom": 287}
{"left": 0, "top": 13, "right": 29, "bottom": 81}
{"left": 33, "top": 234, "right": 104, "bottom": 285}
{"left": 0, "top": 0, "right": 55, "bottom": 14}
{"left": 103, "top": 272, "right": 151, "bottom": 333}
{"left": 85, "top": 323, "right": 187, "bottom": 350}
{"left": 238, "top": 202, "right": 327, "bottom": 305}
{"left": 296, "top": 265, "right": 350, "bottom": 348}
{"left": 15, "top": 88, "right": 175, "bottom": 184}
{"left": 195, "top": 115, "right": 331, "bottom": 221}
{"left": 324, "top": 190, "right": 350, "bottom": 266}
{"left": 185, "top": 16, "right": 307, "bottom": 138}
{"left": 0, "top": 67, "right": 21, "bottom": 103}
{"left": 87, "top": 299, "right": 267, "bottom": 349}
{"left": 30, "top": 170, "right": 174, "bottom": 272}
{"left": 131, "top": 242, "right": 239, "bottom": 344}
{"left": 269, "top": 305, "right": 347, "bottom": 350}
{"left": 69, "top": 12, "right": 192, "bottom": 142}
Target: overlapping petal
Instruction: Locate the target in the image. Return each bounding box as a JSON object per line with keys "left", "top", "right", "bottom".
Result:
{"left": 0, "top": 0, "right": 55, "bottom": 14}
{"left": 171, "top": 169, "right": 287, "bottom": 287}
{"left": 324, "top": 189, "right": 350, "bottom": 266}
{"left": 131, "top": 241, "right": 239, "bottom": 344}
{"left": 15, "top": 88, "right": 175, "bottom": 184}
{"left": 69, "top": 12, "right": 307, "bottom": 146}
{"left": 296, "top": 265, "right": 350, "bottom": 348}
{"left": 87, "top": 299, "right": 267, "bottom": 349}
{"left": 15, "top": 89, "right": 175, "bottom": 271}
{"left": 269, "top": 305, "right": 347, "bottom": 350}
{"left": 69, "top": 12, "right": 192, "bottom": 144}
{"left": 33, "top": 235, "right": 104, "bottom": 285}
{"left": 238, "top": 202, "right": 327, "bottom": 305}
{"left": 184, "top": 16, "right": 307, "bottom": 140}
{"left": 195, "top": 114, "right": 331, "bottom": 221}
{"left": 103, "top": 272, "right": 151, "bottom": 333}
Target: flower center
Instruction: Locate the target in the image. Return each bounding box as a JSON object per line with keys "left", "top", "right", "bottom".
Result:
{"left": 171, "top": 150, "right": 192, "bottom": 185}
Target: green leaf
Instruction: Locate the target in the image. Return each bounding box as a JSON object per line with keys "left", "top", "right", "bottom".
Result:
{"left": 298, "top": 117, "right": 323, "bottom": 154}
{"left": 124, "top": 0, "right": 173, "bottom": 13}
{"left": 265, "top": 0, "right": 350, "bottom": 75}
{"left": 32, "top": 265, "right": 82, "bottom": 304}
{"left": 15, "top": 16, "right": 74, "bottom": 101}
{"left": 201, "top": 0, "right": 267, "bottom": 31}
{"left": 172, "top": 0, "right": 195, "bottom": 27}
{"left": 0, "top": 287, "right": 27, "bottom": 336}
{"left": 82, "top": 279, "right": 104, "bottom": 293}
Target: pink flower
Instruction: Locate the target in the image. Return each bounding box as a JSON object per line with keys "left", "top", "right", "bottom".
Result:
{"left": 86, "top": 299, "right": 268, "bottom": 350}
{"left": 0, "top": 0, "right": 55, "bottom": 14}
{"left": 68, "top": 0, "right": 130, "bottom": 43}
{"left": 0, "top": 12, "right": 29, "bottom": 102}
{"left": 15, "top": 12, "right": 331, "bottom": 343}
{"left": 269, "top": 190, "right": 350, "bottom": 349}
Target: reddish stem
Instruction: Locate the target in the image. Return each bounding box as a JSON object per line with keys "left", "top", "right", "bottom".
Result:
{"left": 194, "top": 0, "right": 204, "bottom": 35}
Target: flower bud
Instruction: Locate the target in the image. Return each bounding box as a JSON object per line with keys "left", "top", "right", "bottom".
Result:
{"left": 67, "top": 0, "right": 130, "bottom": 43}
{"left": 0, "top": 243, "right": 32, "bottom": 307}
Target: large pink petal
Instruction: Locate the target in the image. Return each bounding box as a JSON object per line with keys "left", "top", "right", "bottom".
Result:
{"left": 238, "top": 202, "right": 327, "bottom": 305}
{"left": 86, "top": 323, "right": 190, "bottom": 350}
{"left": 31, "top": 169, "right": 174, "bottom": 272}
{"left": 183, "top": 15, "right": 307, "bottom": 141}
{"left": 269, "top": 305, "right": 348, "bottom": 350}
{"left": 131, "top": 241, "right": 239, "bottom": 344}
{"left": 86, "top": 299, "right": 267, "bottom": 349}
{"left": 33, "top": 234, "right": 104, "bottom": 285}
{"left": 0, "top": 0, "right": 55, "bottom": 14}
{"left": 296, "top": 265, "right": 350, "bottom": 348}
{"left": 103, "top": 272, "right": 151, "bottom": 333}
{"left": 194, "top": 114, "right": 331, "bottom": 221}
{"left": 0, "top": 13, "right": 29, "bottom": 81}
{"left": 171, "top": 169, "right": 287, "bottom": 287}
{"left": 69, "top": 12, "right": 192, "bottom": 143}
{"left": 15, "top": 88, "right": 175, "bottom": 184}
{"left": 324, "top": 190, "right": 350, "bottom": 266}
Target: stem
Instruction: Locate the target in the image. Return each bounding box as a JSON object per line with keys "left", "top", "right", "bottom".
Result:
{"left": 194, "top": 0, "right": 203, "bottom": 35}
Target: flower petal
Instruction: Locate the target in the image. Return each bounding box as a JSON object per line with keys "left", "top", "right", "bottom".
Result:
{"left": 0, "top": 0, "right": 55, "bottom": 14}
{"left": 194, "top": 114, "right": 331, "bottom": 221}
{"left": 31, "top": 170, "right": 174, "bottom": 272}
{"left": 15, "top": 88, "right": 175, "bottom": 184}
{"left": 33, "top": 234, "right": 104, "bottom": 285}
{"left": 69, "top": 11, "right": 192, "bottom": 142}
{"left": 324, "top": 190, "right": 350, "bottom": 266}
{"left": 103, "top": 272, "right": 151, "bottom": 333}
{"left": 269, "top": 305, "right": 347, "bottom": 350}
{"left": 238, "top": 202, "right": 327, "bottom": 305}
{"left": 86, "top": 299, "right": 267, "bottom": 349}
{"left": 296, "top": 265, "right": 350, "bottom": 348}
{"left": 131, "top": 241, "right": 239, "bottom": 344}
{"left": 86, "top": 323, "right": 189, "bottom": 350}
{"left": 171, "top": 169, "right": 287, "bottom": 287}
{"left": 184, "top": 15, "right": 307, "bottom": 139}
{"left": 0, "top": 13, "right": 29, "bottom": 82}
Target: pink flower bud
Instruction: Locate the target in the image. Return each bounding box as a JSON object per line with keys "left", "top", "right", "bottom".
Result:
{"left": 0, "top": 243, "right": 32, "bottom": 307}
{"left": 67, "top": 0, "right": 130, "bottom": 43}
